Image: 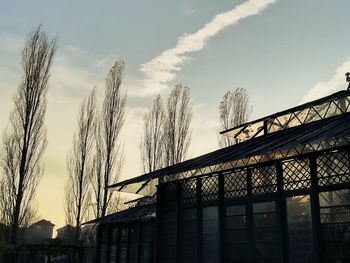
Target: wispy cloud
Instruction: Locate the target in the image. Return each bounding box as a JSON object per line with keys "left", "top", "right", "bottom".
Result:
{"left": 183, "top": 8, "right": 196, "bottom": 16}
{"left": 50, "top": 46, "right": 116, "bottom": 100}
{"left": 137, "top": 0, "right": 278, "bottom": 97}
{"left": 302, "top": 57, "right": 350, "bottom": 103}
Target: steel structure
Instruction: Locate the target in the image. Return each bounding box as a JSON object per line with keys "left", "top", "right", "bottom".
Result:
{"left": 90, "top": 201, "right": 156, "bottom": 263}
{"left": 104, "top": 90, "right": 350, "bottom": 263}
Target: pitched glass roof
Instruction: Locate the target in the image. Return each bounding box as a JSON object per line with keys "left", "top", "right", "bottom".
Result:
{"left": 221, "top": 90, "right": 350, "bottom": 141}
{"left": 110, "top": 90, "right": 350, "bottom": 195}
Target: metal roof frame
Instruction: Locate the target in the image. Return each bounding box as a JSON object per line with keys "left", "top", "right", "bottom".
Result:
{"left": 109, "top": 90, "right": 350, "bottom": 195}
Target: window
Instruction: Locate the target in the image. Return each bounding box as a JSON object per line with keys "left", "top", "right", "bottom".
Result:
{"left": 140, "top": 222, "right": 154, "bottom": 263}
{"left": 159, "top": 210, "right": 177, "bottom": 263}
{"left": 202, "top": 206, "right": 220, "bottom": 263}
{"left": 253, "top": 201, "right": 279, "bottom": 262}
{"left": 252, "top": 166, "right": 277, "bottom": 195}
{"left": 319, "top": 190, "right": 350, "bottom": 262}
{"left": 283, "top": 159, "right": 311, "bottom": 190}
{"left": 119, "top": 226, "right": 129, "bottom": 263}
{"left": 110, "top": 227, "right": 118, "bottom": 263}
{"left": 286, "top": 195, "right": 314, "bottom": 263}
{"left": 129, "top": 224, "right": 139, "bottom": 263}
{"left": 180, "top": 208, "right": 197, "bottom": 262}
{"left": 202, "top": 176, "right": 219, "bottom": 202}
{"left": 224, "top": 170, "right": 248, "bottom": 199}
{"left": 181, "top": 179, "right": 197, "bottom": 206}
{"left": 225, "top": 205, "right": 247, "bottom": 262}
{"left": 317, "top": 151, "right": 350, "bottom": 186}
{"left": 100, "top": 225, "right": 109, "bottom": 263}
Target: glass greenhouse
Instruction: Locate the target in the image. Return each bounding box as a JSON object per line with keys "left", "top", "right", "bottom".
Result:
{"left": 99, "top": 90, "right": 350, "bottom": 263}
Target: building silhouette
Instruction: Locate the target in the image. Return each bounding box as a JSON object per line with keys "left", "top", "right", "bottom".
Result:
{"left": 94, "top": 90, "right": 350, "bottom": 263}
{"left": 25, "top": 219, "right": 55, "bottom": 244}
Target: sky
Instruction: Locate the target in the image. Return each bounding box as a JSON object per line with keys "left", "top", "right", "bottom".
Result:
{"left": 1, "top": 0, "right": 350, "bottom": 231}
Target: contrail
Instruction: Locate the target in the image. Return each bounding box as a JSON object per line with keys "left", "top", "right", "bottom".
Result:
{"left": 138, "top": 0, "right": 278, "bottom": 96}
{"left": 302, "top": 57, "right": 350, "bottom": 103}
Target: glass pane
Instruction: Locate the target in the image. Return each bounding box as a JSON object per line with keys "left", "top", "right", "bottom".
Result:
{"left": 129, "top": 243, "right": 138, "bottom": 263}
{"left": 140, "top": 243, "right": 152, "bottom": 263}
{"left": 283, "top": 159, "right": 311, "bottom": 190}
{"left": 159, "top": 210, "right": 177, "bottom": 263}
{"left": 202, "top": 176, "right": 219, "bottom": 202}
{"left": 202, "top": 206, "right": 219, "bottom": 263}
{"left": 119, "top": 227, "right": 129, "bottom": 263}
{"left": 225, "top": 205, "right": 247, "bottom": 262}
{"left": 224, "top": 170, "right": 248, "bottom": 199}
{"left": 110, "top": 227, "right": 118, "bottom": 263}
{"left": 110, "top": 244, "right": 117, "bottom": 263}
{"left": 317, "top": 151, "right": 350, "bottom": 186}
{"left": 100, "top": 244, "right": 108, "bottom": 263}
{"left": 251, "top": 166, "right": 277, "bottom": 195}
{"left": 180, "top": 208, "right": 197, "bottom": 262}
{"left": 319, "top": 190, "right": 350, "bottom": 262}
{"left": 181, "top": 180, "right": 197, "bottom": 206}
{"left": 287, "top": 195, "right": 314, "bottom": 263}
{"left": 253, "top": 201, "right": 279, "bottom": 262}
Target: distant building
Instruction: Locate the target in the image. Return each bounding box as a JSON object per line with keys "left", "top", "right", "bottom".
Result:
{"left": 56, "top": 225, "right": 75, "bottom": 241}
{"left": 25, "top": 219, "right": 55, "bottom": 244}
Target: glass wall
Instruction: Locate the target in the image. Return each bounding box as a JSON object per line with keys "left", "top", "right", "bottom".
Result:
{"left": 157, "top": 149, "right": 350, "bottom": 263}
{"left": 253, "top": 201, "right": 279, "bottom": 262}
{"left": 202, "top": 206, "right": 220, "bottom": 263}
{"left": 319, "top": 189, "right": 350, "bottom": 262}
{"left": 139, "top": 222, "right": 154, "bottom": 263}
{"left": 100, "top": 225, "right": 109, "bottom": 263}
{"left": 179, "top": 208, "right": 197, "bottom": 263}
{"left": 225, "top": 205, "right": 247, "bottom": 262}
{"left": 98, "top": 221, "right": 155, "bottom": 263}
{"left": 286, "top": 195, "right": 313, "bottom": 263}
{"left": 159, "top": 210, "right": 177, "bottom": 263}
{"left": 110, "top": 227, "right": 118, "bottom": 263}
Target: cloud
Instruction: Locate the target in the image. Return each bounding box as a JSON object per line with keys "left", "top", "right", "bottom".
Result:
{"left": 301, "top": 57, "right": 350, "bottom": 103}
{"left": 183, "top": 8, "right": 196, "bottom": 16}
{"left": 137, "top": 0, "right": 278, "bottom": 97}
{"left": 49, "top": 46, "right": 116, "bottom": 100}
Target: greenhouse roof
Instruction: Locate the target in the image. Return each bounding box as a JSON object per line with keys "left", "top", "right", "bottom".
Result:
{"left": 110, "top": 90, "right": 350, "bottom": 195}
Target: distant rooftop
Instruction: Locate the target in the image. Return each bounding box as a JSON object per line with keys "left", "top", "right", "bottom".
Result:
{"left": 31, "top": 219, "right": 55, "bottom": 227}
{"left": 56, "top": 225, "right": 74, "bottom": 232}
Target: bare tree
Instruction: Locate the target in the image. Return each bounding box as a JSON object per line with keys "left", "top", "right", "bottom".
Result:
{"left": 98, "top": 61, "right": 127, "bottom": 217}
{"left": 0, "top": 25, "right": 56, "bottom": 244}
{"left": 141, "top": 95, "right": 165, "bottom": 174}
{"left": 218, "top": 87, "right": 251, "bottom": 147}
{"left": 65, "top": 89, "right": 96, "bottom": 242}
{"left": 90, "top": 122, "right": 104, "bottom": 219}
{"left": 163, "top": 84, "right": 192, "bottom": 167}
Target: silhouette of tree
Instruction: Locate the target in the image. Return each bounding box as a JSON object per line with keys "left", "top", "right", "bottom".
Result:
{"left": 141, "top": 95, "right": 165, "bottom": 174}
{"left": 90, "top": 121, "right": 104, "bottom": 219}
{"left": 65, "top": 89, "right": 96, "bottom": 242}
{"left": 99, "top": 62, "right": 127, "bottom": 217}
{"left": 0, "top": 25, "right": 56, "bottom": 244}
{"left": 163, "top": 84, "right": 192, "bottom": 167}
{"left": 219, "top": 87, "right": 251, "bottom": 147}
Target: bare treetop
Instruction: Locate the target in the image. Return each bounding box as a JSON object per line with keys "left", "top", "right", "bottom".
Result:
{"left": 141, "top": 95, "right": 165, "bottom": 174}
{"left": 163, "top": 84, "right": 192, "bottom": 167}
{"left": 100, "top": 61, "right": 127, "bottom": 217}
{"left": 0, "top": 25, "right": 57, "bottom": 244}
{"left": 65, "top": 88, "right": 96, "bottom": 242}
{"left": 219, "top": 87, "right": 251, "bottom": 147}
